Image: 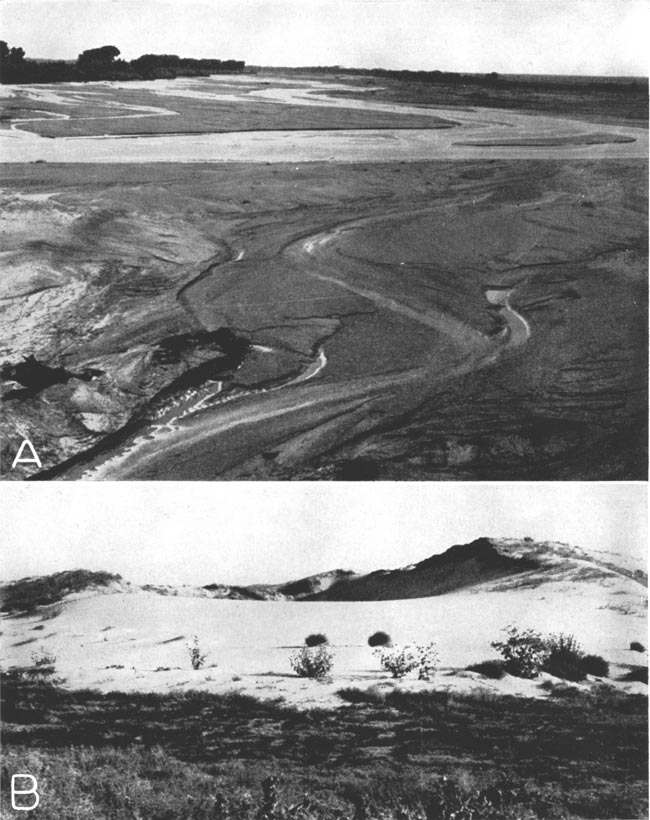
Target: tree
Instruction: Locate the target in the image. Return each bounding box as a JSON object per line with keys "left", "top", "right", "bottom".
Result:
{"left": 9, "top": 46, "right": 25, "bottom": 64}
{"left": 77, "top": 45, "right": 120, "bottom": 71}
{"left": 0, "top": 41, "right": 25, "bottom": 67}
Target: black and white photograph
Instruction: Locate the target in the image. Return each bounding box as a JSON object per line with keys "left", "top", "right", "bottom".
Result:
{"left": 0, "top": 2, "right": 648, "bottom": 819}
{"left": 0, "top": 0, "right": 647, "bottom": 481}
{"left": 1, "top": 482, "right": 648, "bottom": 818}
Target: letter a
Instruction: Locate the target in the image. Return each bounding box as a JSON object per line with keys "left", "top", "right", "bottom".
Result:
{"left": 12, "top": 439, "right": 42, "bottom": 469}
{"left": 11, "top": 774, "right": 40, "bottom": 810}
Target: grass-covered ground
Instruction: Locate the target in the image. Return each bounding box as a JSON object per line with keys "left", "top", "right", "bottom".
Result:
{"left": 321, "top": 72, "right": 649, "bottom": 127}
{"left": 1, "top": 672, "right": 646, "bottom": 818}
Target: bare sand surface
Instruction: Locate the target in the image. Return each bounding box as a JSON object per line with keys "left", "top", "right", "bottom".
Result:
{"left": 1, "top": 564, "right": 645, "bottom": 710}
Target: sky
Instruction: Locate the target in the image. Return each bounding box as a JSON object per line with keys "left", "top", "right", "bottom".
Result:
{"left": 0, "top": 0, "right": 647, "bottom": 75}
{"left": 1, "top": 483, "right": 646, "bottom": 585}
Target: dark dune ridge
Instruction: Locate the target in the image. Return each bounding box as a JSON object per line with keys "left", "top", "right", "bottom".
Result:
{"left": 4, "top": 537, "right": 638, "bottom": 614}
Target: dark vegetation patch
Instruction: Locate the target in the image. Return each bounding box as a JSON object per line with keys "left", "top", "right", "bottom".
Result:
{"left": 337, "top": 686, "right": 388, "bottom": 705}
{"left": 27, "top": 327, "right": 253, "bottom": 482}
{"left": 0, "top": 355, "right": 103, "bottom": 400}
{"left": 542, "top": 634, "right": 590, "bottom": 682}
{"left": 491, "top": 628, "right": 610, "bottom": 682}
{"left": 368, "top": 631, "right": 392, "bottom": 647}
{"left": 620, "top": 666, "right": 648, "bottom": 684}
{"left": 455, "top": 133, "right": 636, "bottom": 147}
{"left": 466, "top": 660, "right": 506, "bottom": 679}
{"left": 151, "top": 329, "right": 251, "bottom": 366}
{"left": 333, "top": 457, "right": 380, "bottom": 481}
{"left": 1, "top": 41, "right": 244, "bottom": 85}
{"left": 1, "top": 675, "right": 646, "bottom": 819}
{"left": 0, "top": 570, "right": 121, "bottom": 614}
{"left": 580, "top": 654, "right": 610, "bottom": 678}
{"left": 630, "top": 641, "right": 646, "bottom": 652}
{"left": 304, "top": 633, "right": 328, "bottom": 647}
{"left": 317, "top": 69, "right": 649, "bottom": 125}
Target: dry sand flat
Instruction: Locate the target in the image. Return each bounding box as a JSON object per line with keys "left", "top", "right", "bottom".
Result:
{"left": 0, "top": 76, "right": 646, "bottom": 479}
{"left": 0, "top": 76, "right": 646, "bottom": 161}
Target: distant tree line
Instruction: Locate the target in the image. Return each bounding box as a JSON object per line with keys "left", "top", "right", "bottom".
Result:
{"left": 256, "top": 64, "right": 646, "bottom": 93}
{"left": 0, "top": 42, "right": 245, "bottom": 84}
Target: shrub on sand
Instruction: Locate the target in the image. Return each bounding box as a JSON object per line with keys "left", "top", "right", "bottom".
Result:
{"left": 493, "top": 628, "right": 610, "bottom": 682}
{"left": 187, "top": 635, "right": 206, "bottom": 670}
{"left": 31, "top": 649, "right": 57, "bottom": 668}
{"left": 580, "top": 654, "right": 609, "bottom": 678}
{"left": 304, "top": 633, "right": 328, "bottom": 647}
{"left": 542, "top": 633, "right": 586, "bottom": 682}
{"left": 368, "top": 631, "right": 392, "bottom": 647}
{"left": 290, "top": 645, "right": 334, "bottom": 679}
{"left": 375, "top": 643, "right": 438, "bottom": 681}
{"left": 491, "top": 626, "right": 546, "bottom": 679}
{"left": 630, "top": 641, "right": 646, "bottom": 653}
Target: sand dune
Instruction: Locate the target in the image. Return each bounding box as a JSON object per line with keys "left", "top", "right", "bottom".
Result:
{"left": 1, "top": 539, "right": 645, "bottom": 708}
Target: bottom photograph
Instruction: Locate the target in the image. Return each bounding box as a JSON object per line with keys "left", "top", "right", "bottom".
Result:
{"left": 1, "top": 483, "right": 648, "bottom": 819}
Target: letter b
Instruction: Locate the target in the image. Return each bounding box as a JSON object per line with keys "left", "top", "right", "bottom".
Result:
{"left": 11, "top": 774, "right": 40, "bottom": 810}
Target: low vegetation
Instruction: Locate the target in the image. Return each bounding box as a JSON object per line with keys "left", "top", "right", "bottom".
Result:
{"left": 1, "top": 674, "right": 646, "bottom": 819}
{"left": 579, "top": 654, "right": 610, "bottom": 678}
{"left": 542, "top": 633, "right": 589, "bottom": 682}
{"left": 630, "top": 641, "right": 646, "bottom": 652}
{"left": 187, "top": 635, "right": 206, "bottom": 670}
{"left": 304, "top": 633, "right": 328, "bottom": 647}
{"left": 466, "top": 660, "right": 506, "bottom": 680}
{"left": 491, "top": 627, "right": 609, "bottom": 681}
{"left": 0, "top": 570, "right": 121, "bottom": 614}
{"left": 367, "top": 630, "right": 392, "bottom": 647}
{"left": 290, "top": 645, "right": 334, "bottom": 679}
{"left": 491, "top": 626, "right": 547, "bottom": 679}
{"left": 620, "top": 666, "right": 648, "bottom": 684}
{"left": 0, "top": 40, "right": 244, "bottom": 84}
{"left": 374, "top": 642, "right": 438, "bottom": 680}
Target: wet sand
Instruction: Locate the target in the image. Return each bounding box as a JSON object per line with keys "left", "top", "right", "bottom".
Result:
{"left": 0, "top": 76, "right": 646, "bottom": 480}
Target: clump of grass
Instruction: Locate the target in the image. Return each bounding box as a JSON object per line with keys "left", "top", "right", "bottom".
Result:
{"left": 541, "top": 633, "right": 586, "bottom": 682}
{"left": 289, "top": 645, "right": 334, "bottom": 679}
{"left": 368, "top": 631, "right": 392, "bottom": 647}
{"left": 466, "top": 660, "right": 506, "bottom": 680}
{"left": 337, "top": 685, "right": 388, "bottom": 705}
{"left": 630, "top": 641, "right": 646, "bottom": 652}
{"left": 304, "top": 633, "right": 328, "bottom": 647}
{"left": 540, "top": 679, "right": 581, "bottom": 699}
{"left": 580, "top": 654, "right": 609, "bottom": 677}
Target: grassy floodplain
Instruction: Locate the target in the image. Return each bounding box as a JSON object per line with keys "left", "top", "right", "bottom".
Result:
{"left": 1, "top": 675, "right": 647, "bottom": 819}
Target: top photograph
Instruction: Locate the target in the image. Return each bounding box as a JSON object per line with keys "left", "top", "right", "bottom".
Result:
{"left": 0, "top": 0, "right": 647, "bottom": 481}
